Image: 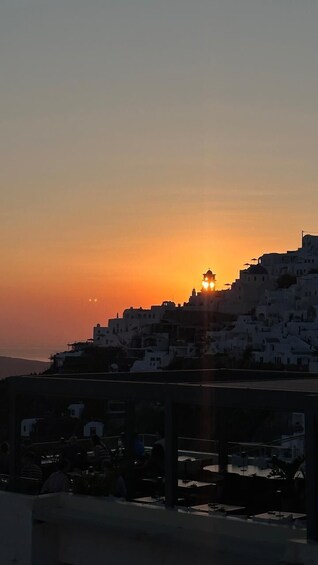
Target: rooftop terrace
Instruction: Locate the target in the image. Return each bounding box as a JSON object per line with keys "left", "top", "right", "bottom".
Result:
{"left": 3, "top": 368, "right": 318, "bottom": 564}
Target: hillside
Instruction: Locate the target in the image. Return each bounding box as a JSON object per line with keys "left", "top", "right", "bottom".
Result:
{"left": 0, "top": 356, "right": 50, "bottom": 379}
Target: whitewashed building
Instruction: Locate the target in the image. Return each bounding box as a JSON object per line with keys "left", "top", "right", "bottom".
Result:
{"left": 68, "top": 403, "right": 85, "bottom": 419}
{"left": 83, "top": 421, "right": 104, "bottom": 437}
{"left": 131, "top": 349, "right": 175, "bottom": 372}
{"left": 93, "top": 302, "right": 176, "bottom": 347}
{"left": 21, "top": 418, "right": 37, "bottom": 438}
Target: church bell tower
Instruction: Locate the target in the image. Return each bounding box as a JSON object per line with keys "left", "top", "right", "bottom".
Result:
{"left": 202, "top": 269, "right": 216, "bottom": 291}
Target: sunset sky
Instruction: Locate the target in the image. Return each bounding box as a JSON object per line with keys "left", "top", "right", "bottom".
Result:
{"left": 1, "top": 1, "right": 318, "bottom": 360}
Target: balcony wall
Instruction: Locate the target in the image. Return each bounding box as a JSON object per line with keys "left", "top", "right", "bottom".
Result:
{"left": 0, "top": 489, "right": 315, "bottom": 565}
{"left": 32, "top": 493, "right": 306, "bottom": 565}
{"left": 0, "top": 492, "right": 33, "bottom": 565}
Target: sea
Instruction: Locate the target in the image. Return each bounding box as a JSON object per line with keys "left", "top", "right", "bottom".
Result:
{"left": 0, "top": 346, "right": 66, "bottom": 362}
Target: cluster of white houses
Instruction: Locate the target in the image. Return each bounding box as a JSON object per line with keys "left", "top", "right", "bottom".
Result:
{"left": 21, "top": 403, "right": 105, "bottom": 439}
{"left": 54, "top": 234, "right": 318, "bottom": 373}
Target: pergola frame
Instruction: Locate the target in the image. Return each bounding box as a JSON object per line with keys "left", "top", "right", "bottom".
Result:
{"left": 7, "top": 370, "right": 318, "bottom": 541}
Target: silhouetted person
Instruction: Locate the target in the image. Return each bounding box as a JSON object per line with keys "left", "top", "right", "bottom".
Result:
{"left": 61, "top": 436, "right": 88, "bottom": 471}
{"left": 91, "top": 434, "right": 111, "bottom": 469}
{"left": 21, "top": 451, "right": 42, "bottom": 482}
{"left": 102, "top": 461, "right": 127, "bottom": 499}
{"left": 147, "top": 443, "right": 165, "bottom": 477}
{"left": 41, "top": 458, "right": 71, "bottom": 494}
{"left": 132, "top": 433, "right": 145, "bottom": 460}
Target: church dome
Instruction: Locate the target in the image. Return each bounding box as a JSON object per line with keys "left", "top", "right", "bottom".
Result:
{"left": 246, "top": 264, "right": 268, "bottom": 275}
{"left": 203, "top": 269, "right": 214, "bottom": 277}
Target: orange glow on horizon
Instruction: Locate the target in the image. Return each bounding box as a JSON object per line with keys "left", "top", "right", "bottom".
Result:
{"left": 0, "top": 212, "right": 305, "bottom": 357}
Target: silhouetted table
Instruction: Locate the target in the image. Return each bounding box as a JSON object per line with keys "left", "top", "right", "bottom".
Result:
{"left": 178, "top": 479, "right": 213, "bottom": 490}
{"left": 253, "top": 511, "right": 306, "bottom": 524}
{"left": 191, "top": 503, "right": 246, "bottom": 515}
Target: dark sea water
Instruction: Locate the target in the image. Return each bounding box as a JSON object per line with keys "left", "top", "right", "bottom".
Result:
{"left": 0, "top": 346, "right": 65, "bottom": 362}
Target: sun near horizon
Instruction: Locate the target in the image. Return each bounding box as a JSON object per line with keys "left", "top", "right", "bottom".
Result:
{"left": 1, "top": 1, "right": 318, "bottom": 358}
{"left": 0, "top": 229, "right": 306, "bottom": 360}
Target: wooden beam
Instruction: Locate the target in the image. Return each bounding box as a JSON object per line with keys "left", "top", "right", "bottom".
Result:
{"left": 305, "top": 408, "right": 318, "bottom": 541}
{"left": 218, "top": 408, "right": 229, "bottom": 475}
{"left": 164, "top": 399, "right": 178, "bottom": 508}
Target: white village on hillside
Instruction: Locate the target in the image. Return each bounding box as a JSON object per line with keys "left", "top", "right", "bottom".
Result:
{"left": 54, "top": 233, "right": 318, "bottom": 373}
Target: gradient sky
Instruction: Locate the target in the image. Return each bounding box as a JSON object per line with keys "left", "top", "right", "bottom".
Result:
{"left": 1, "top": 0, "right": 318, "bottom": 360}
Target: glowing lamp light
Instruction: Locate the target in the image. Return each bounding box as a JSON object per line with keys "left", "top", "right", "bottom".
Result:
{"left": 201, "top": 268, "right": 216, "bottom": 291}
